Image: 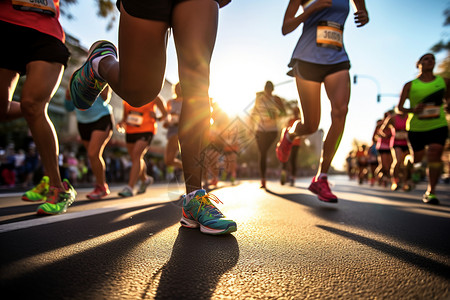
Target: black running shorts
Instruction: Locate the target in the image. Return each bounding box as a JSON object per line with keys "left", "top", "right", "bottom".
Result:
{"left": 0, "top": 21, "right": 70, "bottom": 75}
{"left": 408, "top": 126, "right": 448, "bottom": 152}
{"left": 117, "top": 0, "right": 219, "bottom": 22}
{"left": 126, "top": 132, "right": 154, "bottom": 144}
{"left": 288, "top": 59, "right": 351, "bottom": 83}
{"left": 77, "top": 114, "right": 113, "bottom": 142}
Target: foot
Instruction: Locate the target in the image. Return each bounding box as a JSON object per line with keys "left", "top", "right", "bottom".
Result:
{"left": 87, "top": 183, "right": 110, "bottom": 200}
{"left": 37, "top": 180, "right": 77, "bottom": 215}
{"left": 22, "top": 176, "right": 49, "bottom": 202}
{"left": 260, "top": 179, "right": 266, "bottom": 189}
{"left": 137, "top": 177, "right": 154, "bottom": 194}
{"left": 180, "top": 189, "right": 237, "bottom": 235}
{"left": 308, "top": 176, "right": 338, "bottom": 203}
{"left": 118, "top": 186, "right": 133, "bottom": 198}
{"left": 69, "top": 40, "right": 117, "bottom": 109}
{"left": 276, "top": 128, "right": 293, "bottom": 163}
{"left": 280, "top": 170, "right": 287, "bottom": 185}
{"left": 422, "top": 192, "right": 439, "bottom": 205}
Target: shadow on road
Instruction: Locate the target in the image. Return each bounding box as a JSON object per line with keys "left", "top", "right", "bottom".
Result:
{"left": 151, "top": 227, "right": 239, "bottom": 300}
{"left": 317, "top": 225, "right": 450, "bottom": 280}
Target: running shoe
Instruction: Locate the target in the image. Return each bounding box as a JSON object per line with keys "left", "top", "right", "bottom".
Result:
{"left": 87, "top": 183, "right": 110, "bottom": 200}
{"left": 276, "top": 128, "right": 293, "bottom": 163}
{"left": 180, "top": 189, "right": 237, "bottom": 235}
{"left": 260, "top": 179, "right": 266, "bottom": 189}
{"left": 137, "top": 177, "right": 154, "bottom": 194}
{"left": 280, "top": 170, "right": 287, "bottom": 185}
{"left": 22, "top": 176, "right": 49, "bottom": 202}
{"left": 37, "top": 179, "right": 77, "bottom": 215}
{"left": 308, "top": 176, "right": 338, "bottom": 203}
{"left": 118, "top": 186, "right": 133, "bottom": 197}
{"left": 422, "top": 192, "right": 439, "bottom": 205}
{"left": 69, "top": 40, "right": 117, "bottom": 109}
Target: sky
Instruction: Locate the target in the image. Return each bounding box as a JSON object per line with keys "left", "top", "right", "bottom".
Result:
{"left": 60, "top": 0, "right": 449, "bottom": 171}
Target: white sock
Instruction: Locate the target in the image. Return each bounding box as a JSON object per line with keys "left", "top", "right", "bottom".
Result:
{"left": 318, "top": 173, "right": 327, "bottom": 180}
{"left": 91, "top": 54, "right": 115, "bottom": 80}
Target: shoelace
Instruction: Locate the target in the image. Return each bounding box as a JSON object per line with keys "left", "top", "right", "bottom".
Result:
{"left": 194, "top": 193, "right": 224, "bottom": 217}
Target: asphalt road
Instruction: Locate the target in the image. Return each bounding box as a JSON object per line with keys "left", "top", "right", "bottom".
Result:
{"left": 1, "top": 176, "right": 449, "bottom": 299}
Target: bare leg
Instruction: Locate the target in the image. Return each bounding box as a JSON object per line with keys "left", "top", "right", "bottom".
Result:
{"left": 20, "top": 61, "right": 64, "bottom": 189}
{"left": 127, "top": 140, "right": 149, "bottom": 189}
{"left": 172, "top": 0, "right": 219, "bottom": 193}
{"left": 165, "top": 134, "right": 183, "bottom": 169}
{"left": 85, "top": 128, "right": 112, "bottom": 186}
{"left": 426, "top": 144, "right": 444, "bottom": 194}
{"left": 0, "top": 69, "right": 22, "bottom": 121}
{"left": 97, "top": 5, "right": 169, "bottom": 106}
{"left": 319, "top": 70, "right": 350, "bottom": 175}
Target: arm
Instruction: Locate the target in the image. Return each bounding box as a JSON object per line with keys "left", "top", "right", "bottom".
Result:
{"left": 378, "top": 116, "right": 393, "bottom": 138}
{"left": 396, "top": 82, "right": 414, "bottom": 114}
{"left": 117, "top": 102, "right": 127, "bottom": 133}
{"left": 351, "top": 0, "right": 369, "bottom": 27}
{"left": 282, "top": 0, "right": 332, "bottom": 35}
{"left": 99, "top": 86, "right": 112, "bottom": 104}
{"left": 154, "top": 96, "right": 168, "bottom": 121}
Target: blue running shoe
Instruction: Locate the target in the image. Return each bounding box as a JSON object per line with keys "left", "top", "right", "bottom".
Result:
{"left": 69, "top": 40, "right": 117, "bottom": 109}
{"left": 180, "top": 189, "right": 237, "bottom": 235}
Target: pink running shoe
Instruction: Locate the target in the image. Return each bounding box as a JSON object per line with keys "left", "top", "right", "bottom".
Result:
{"left": 276, "top": 128, "right": 293, "bottom": 163}
{"left": 87, "top": 183, "right": 110, "bottom": 200}
{"left": 308, "top": 176, "right": 338, "bottom": 203}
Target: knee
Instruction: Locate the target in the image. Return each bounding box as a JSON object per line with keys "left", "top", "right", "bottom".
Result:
{"left": 120, "top": 85, "right": 161, "bottom": 107}
{"left": 331, "top": 106, "right": 349, "bottom": 123}
{"left": 20, "top": 97, "right": 45, "bottom": 119}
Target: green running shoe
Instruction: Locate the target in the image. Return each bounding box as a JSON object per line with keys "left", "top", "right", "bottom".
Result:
{"left": 422, "top": 192, "right": 439, "bottom": 205}
{"left": 22, "top": 176, "right": 49, "bottom": 202}
{"left": 69, "top": 40, "right": 117, "bottom": 109}
{"left": 37, "top": 179, "right": 77, "bottom": 215}
{"left": 180, "top": 189, "right": 237, "bottom": 235}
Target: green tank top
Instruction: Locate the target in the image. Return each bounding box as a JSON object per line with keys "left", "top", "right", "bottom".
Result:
{"left": 407, "top": 75, "right": 447, "bottom": 132}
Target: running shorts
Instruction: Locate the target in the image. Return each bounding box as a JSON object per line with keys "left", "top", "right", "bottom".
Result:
{"left": 126, "top": 132, "right": 154, "bottom": 144}
{"left": 288, "top": 59, "right": 350, "bottom": 83}
{"left": 77, "top": 114, "right": 113, "bottom": 142}
{"left": 408, "top": 126, "right": 448, "bottom": 152}
{"left": 0, "top": 21, "right": 70, "bottom": 75}
{"left": 117, "top": 0, "right": 220, "bottom": 22}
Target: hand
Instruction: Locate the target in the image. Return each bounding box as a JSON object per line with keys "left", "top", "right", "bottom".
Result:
{"left": 354, "top": 9, "right": 369, "bottom": 27}
{"left": 413, "top": 103, "right": 425, "bottom": 114}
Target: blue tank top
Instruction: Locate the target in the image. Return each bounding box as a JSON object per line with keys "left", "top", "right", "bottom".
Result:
{"left": 290, "top": 0, "right": 350, "bottom": 65}
{"left": 65, "top": 95, "right": 112, "bottom": 124}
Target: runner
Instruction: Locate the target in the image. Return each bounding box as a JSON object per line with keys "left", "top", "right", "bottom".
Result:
{"left": 397, "top": 53, "right": 450, "bottom": 204}
{"left": 276, "top": 0, "right": 369, "bottom": 202}
{"left": 379, "top": 109, "right": 410, "bottom": 191}
{"left": 374, "top": 112, "right": 393, "bottom": 187}
{"left": 65, "top": 86, "right": 113, "bottom": 200}
{"left": 251, "top": 81, "right": 286, "bottom": 189}
{"left": 0, "top": 0, "right": 76, "bottom": 214}
{"left": 117, "top": 96, "right": 167, "bottom": 197}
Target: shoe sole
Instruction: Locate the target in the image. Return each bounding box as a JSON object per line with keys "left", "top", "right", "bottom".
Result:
{"left": 180, "top": 216, "right": 237, "bottom": 235}
{"left": 308, "top": 186, "right": 338, "bottom": 203}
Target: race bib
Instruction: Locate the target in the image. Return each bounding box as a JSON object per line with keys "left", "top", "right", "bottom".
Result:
{"left": 12, "top": 0, "right": 56, "bottom": 16}
{"left": 418, "top": 105, "right": 440, "bottom": 119}
{"left": 317, "top": 21, "right": 343, "bottom": 51}
{"left": 127, "top": 112, "right": 143, "bottom": 126}
{"left": 395, "top": 130, "right": 408, "bottom": 140}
